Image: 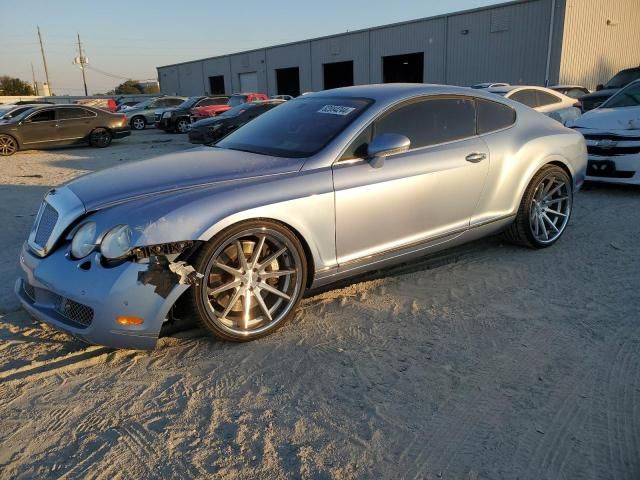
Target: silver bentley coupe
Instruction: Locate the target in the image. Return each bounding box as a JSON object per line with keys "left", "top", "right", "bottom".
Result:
{"left": 16, "top": 84, "right": 587, "bottom": 349}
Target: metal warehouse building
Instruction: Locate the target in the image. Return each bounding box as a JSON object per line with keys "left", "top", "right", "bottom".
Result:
{"left": 157, "top": 0, "right": 640, "bottom": 97}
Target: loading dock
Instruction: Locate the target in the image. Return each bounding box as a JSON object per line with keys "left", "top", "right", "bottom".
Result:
{"left": 276, "top": 67, "right": 301, "bottom": 97}
{"left": 208, "top": 76, "right": 225, "bottom": 94}
{"left": 323, "top": 61, "right": 354, "bottom": 90}
{"left": 383, "top": 53, "right": 424, "bottom": 83}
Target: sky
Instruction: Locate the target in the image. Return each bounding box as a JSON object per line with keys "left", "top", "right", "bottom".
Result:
{"left": 1, "top": 0, "right": 509, "bottom": 95}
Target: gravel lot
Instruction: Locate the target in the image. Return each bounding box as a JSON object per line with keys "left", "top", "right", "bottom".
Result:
{"left": 0, "top": 129, "right": 639, "bottom": 480}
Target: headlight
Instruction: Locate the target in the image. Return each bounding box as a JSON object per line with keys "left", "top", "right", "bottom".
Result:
{"left": 101, "top": 225, "right": 133, "bottom": 259}
{"left": 71, "top": 222, "right": 97, "bottom": 259}
{"left": 162, "top": 111, "right": 172, "bottom": 118}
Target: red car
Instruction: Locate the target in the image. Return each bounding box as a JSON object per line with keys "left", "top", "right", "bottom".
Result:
{"left": 76, "top": 98, "right": 117, "bottom": 112}
{"left": 191, "top": 92, "right": 268, "bottom": 120}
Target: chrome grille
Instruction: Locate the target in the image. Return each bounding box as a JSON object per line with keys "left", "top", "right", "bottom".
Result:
{"left": 52, "top": 295, "right": 94, "bottom": 327}
{"left": 34, "top": 202, "right": 59, "bottom": 248}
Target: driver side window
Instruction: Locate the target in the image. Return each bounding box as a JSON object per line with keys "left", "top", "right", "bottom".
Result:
{"left": 29, "top": 110, "right": 56, "bottom": 122}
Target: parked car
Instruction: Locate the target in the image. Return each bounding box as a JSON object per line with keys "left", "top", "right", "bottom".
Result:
{"left": 270, "top": 95, "right": 294, "bottom": 101}
{"left": 579, "top": 66, "right": 640, "bottom": 111}
{"left": 155, "top": 96, "right": 229, "bottom": 133}
{"left": 470, "top": 82, "right": 510, "bottom": 89}
{"left": 13, "top": 100, "right": 54, "bottom": 105}
{"left": 117, "top": 101, "right": 141, "bottom": 112}
{"left": 0, "top": 104, "right": 47, "bottom": 120}
{"left": 0, "top": 104, "right": 130, "bottom": 156}
{"left": 569, "top": 79, "right": 640, "bottom": 185}
{"left": 15, "top": 84, "right": 586, "bottom": 349}
{"left": 125, "top": 96, "right": 185, "bottom": 130}
{"left": 188, "top": 100, "right": 284, "bottom": 144}
{"left": 550, "top": 85, "right": 590, "bottom": 99}
{"left": 191, "top": 92, "right": 269, "bottom": 120}
{"left": 488, "top": 85, "right": 581, "bottom": 125}
{"left": 76, "top": 98, "right": 117, "bottom": 112}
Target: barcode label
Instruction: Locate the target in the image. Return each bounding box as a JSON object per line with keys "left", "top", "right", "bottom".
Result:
{"left": 317, "top": 105, "right": 356, "bottom": 116}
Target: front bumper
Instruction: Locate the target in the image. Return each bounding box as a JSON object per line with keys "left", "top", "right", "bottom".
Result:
{"left": 112, "top": 126, "right": 131, "bottom": 139}
{"left": 15, "top": 243, "right": 189, "bottom": 349}
{"left": 585, "top": 153, "right": 640, "bottom": 184}
{"left": 155, "top": 118, "right": 174, "bottom": 130}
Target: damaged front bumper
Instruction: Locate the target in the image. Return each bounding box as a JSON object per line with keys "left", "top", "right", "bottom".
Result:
{"left": 15, "top": 242, "right": 191, "bottom": 349}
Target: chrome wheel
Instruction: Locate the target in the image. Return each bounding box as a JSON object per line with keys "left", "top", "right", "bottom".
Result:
{"left": 0, "top": 135, "right": 17, "bottom": 156}
{"left": 201, "top": 228, "right": 303, "bottom": 337}
{"left": 132, "top": 117, "right": 145, "bottom": 130}
{"left": 176, "top": 119, "right": 189, "bottom": 133}
{"left": 529, "top": 173, "right": 571, "bottom": 244}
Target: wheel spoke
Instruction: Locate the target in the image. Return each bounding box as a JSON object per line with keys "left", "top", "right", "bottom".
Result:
{"left": 258, "top": 281, "right": 291, "bottom": 300}
{"left": 214, "top": 261, "right": 242, "bottom": 277}
{"left": 545, "top": 208, "right": 567, "bottom": 218}
{"left": 541, "top": 178, "right": 555, "bottom": 197}
{"left": 221, "top": 287, "right": 242, "bottom": 319}
{"left": 208, "top": 279, "right": 241, "bottom": 297}
{"left": 547, "top": 196, "right": 568, "bottom": 205}
{"left": 235, "top": 241, "right": 249, "bottom": 271}
{"left": 544, "top": 183, "right": 564, "bottom": 200}
{"left": 250, "top": 235, "right": 266, "bottom": 268}
{"left": 257, "top": 247, "right": 287, "bottom": 271}
{"left": 539, "top": 216, "right": 548, "bottom": 240}
{"left": 242, "top": 290, "right": 252, "bottom": 330}
{"left": 542, "top": 214, "right": 560, "bottom": 233}
{"left": 260, "top": 269, "right": 296, "bottom": 279}
{"left": 253, "top": 289, "right": 272, "bottom": 321}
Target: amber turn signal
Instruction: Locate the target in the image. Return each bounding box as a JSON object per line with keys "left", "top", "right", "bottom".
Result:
{"left": 116, "top": 316, "right": 144, "bottom": 326}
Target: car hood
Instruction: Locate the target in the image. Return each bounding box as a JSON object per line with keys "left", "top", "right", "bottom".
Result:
{"left": 581, "top": 89, "right": 618, "bottom": 102}
{"left": 570, "top": 106, "right": 640, "bottom": 132}
{"left": 66, "top": 147, "right": 303, "bottom": 211}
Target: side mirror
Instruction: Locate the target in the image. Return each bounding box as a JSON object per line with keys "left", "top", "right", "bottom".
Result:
{"left": 366, "top": 133, "right": 411, "bottom": 168}
{"left": 596, "top": 84, "right": 604, "bottom": 91}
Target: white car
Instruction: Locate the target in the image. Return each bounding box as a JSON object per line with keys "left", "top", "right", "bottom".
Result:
{"left": 569, "top": 79, "right": 640, "bottom": 185}
{"left": 488, "top": 85, "right": 581, "bottom": 125}
{"left": 470, "top": 82, "right": 510, "bottom": 89}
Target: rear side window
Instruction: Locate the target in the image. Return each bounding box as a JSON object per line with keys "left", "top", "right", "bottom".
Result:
{"left": 536, "top": 91, "right": 562, "bottom": 107}
{"left": 509, "top": 89, "right": 538, "bottom": 108}
{"left": 58, "top": 108, "right": 94, "bottom": 119}
{"left": 476, "top": 99, "right": 516, "bottom": 134}
{"left": 375, "top": 97, "right": 476, "bottom": 149}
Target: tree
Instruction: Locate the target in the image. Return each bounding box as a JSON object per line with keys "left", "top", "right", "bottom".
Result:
{"left": 0, "top": 76, "right": 34, "bottom": 95}
{"left": 114, "top": 80, "right": 143, "bottom": 95}
{"left": 142, "top": 83, "right": 160, "bottom": 94}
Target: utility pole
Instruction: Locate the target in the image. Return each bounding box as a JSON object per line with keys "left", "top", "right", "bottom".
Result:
{"left": 31, "top": 62, "right": 39, "bottom": 96}
{"left": 76, "top": 33, "right": 88, "bottom": 96}
{"left": 37, "top": 26, "right": 52, "bottom": 95}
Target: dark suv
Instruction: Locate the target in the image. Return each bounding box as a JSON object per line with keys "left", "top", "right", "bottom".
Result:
{"left": 155, "top": 96, "right": 229, "bottom": 133}
{"left": 579, "top": 66, "right": 640, "bottom": 111}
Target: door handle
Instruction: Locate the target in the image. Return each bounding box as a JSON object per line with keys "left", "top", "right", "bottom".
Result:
{"left": 465, "top": 152, "right": 486, "bottom": 163}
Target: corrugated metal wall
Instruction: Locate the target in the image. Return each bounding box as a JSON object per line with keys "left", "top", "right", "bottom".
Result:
{"left": 310, "top": 31, "right": 370, "bottom": 91}
{"left": 559, "top": 0, "right": 640, "bottom": 89}
{"left": 157, "top": 0, "right": 639, "bottom": 95}
{"left": 369, "top": 17, "right": 447, "bottom": 83}
{"left": 445, "top": 0, "right": 553, "bottom": 86}
{"left": 265, "top": 42, "right": 312, "bottom": 93}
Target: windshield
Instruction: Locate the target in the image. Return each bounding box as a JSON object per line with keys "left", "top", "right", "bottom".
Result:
{"left": 0, "top": 106, "right": 31, "bottom": 119}
{"left": 217, "top": 103, "right": 253, "bottom": 118}
{"left": 176, "top": 97, "right": 201, "bottom": 109}
{"left": 602, "top": 82, "right": 640, "bottom": 108}
{"left": 604, "top": 69, "right": 640, "bottom": 89}
{"left": 228, "top": 95, "right": 247, "bottom": 107}
{"left": 217, "top": 96, "right": 373, "bottom": 158}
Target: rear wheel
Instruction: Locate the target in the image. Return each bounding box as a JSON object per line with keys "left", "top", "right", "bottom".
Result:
{"left": 504, "top": 165, "right": 572, "bottom": 248}
{"left": 188, "top": 220, "right": 307, "bottom": 342}
{"left": 175, "top": 118, "right": 190, "bottom": 133}
{"left": 0, "top": 135, "right": 18, "bottom": 156}
{"left": 131, "top": 116, "right": 146, "bottom": 130}
{"left": 89, "top": 128, "right": 112, "bottom": 148}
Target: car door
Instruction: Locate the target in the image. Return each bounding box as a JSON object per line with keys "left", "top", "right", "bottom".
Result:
{"left": 56, "top": 107, "right": 97, "bottom": 143}
{"left": 18, "top": 108, "right": 59, "bottom": 146}
{"left": 332, "top": 96, "right": 490, "bottom": 266}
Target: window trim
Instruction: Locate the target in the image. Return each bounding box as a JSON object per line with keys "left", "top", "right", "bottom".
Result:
{"left": 57, "top": 107, "right": 98, "bottom": 121}
{"left": 24, "top": 108, "right": 57, "bottom": 123}
{"left": 336, "top": 94, "right": 517, "bottom": 163}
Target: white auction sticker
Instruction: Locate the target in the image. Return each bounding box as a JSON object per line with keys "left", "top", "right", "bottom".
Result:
{"left": 317, "top": 105, "right": 356, "bottom": 116}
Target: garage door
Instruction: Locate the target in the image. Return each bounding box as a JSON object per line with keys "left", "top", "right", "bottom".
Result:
{"left": 239, "top": 72, "right": 258, "bottom": 92}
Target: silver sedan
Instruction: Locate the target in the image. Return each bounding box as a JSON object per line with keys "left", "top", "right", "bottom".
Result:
{"left": 16, "top": 84, "right": 587, "bottom": 349}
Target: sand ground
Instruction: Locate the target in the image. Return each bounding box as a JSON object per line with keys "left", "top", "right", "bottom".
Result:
{"left": 0, "top": 129, "right": 638, "bottom": 480}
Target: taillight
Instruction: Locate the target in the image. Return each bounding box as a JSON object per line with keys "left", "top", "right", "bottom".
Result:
{"left": 121, "top": 115, "right": 128, "bottom": 126}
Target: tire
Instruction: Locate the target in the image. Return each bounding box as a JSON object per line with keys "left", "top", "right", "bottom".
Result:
{"left": 131, "top": 116, "right": 146, "bottom": 130}
{"left": 89, "top": 128, "right": 112, "bottom": 148}
{"left": 0, "top": 134, "right": 18, "bottom": 156}
{"left": 504, "top": 164, "right": 573, "bottom": 248}
{"left": 187, "top": 220, "right": 307, "bottom": 342}
{"left": 174, "top": 117, "right": 190, "bottom": 134}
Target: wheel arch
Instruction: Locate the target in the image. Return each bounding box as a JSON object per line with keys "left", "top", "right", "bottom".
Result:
{"left": 0, "top": 132, "right": 20, "bottom": 150}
